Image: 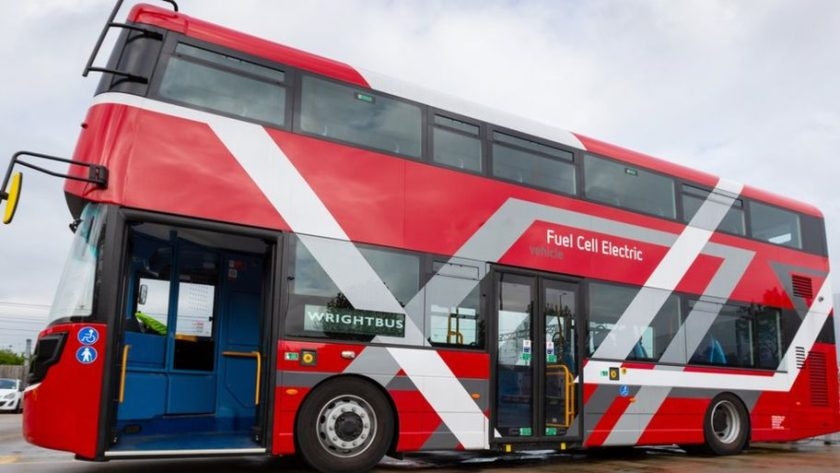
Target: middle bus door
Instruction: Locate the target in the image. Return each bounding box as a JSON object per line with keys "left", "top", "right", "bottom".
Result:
{"left": 493, "top": 271, "right": 580, "bottom": 444}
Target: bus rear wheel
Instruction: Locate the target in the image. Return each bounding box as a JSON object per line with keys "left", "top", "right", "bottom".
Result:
{"left": 296, "top": 377, "right": 393, "bottom": 473}
{"left": 704, "top": 393, "right": 749, "bottom": 455}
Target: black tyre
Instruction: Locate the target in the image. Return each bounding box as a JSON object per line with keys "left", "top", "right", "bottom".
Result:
{"left": 296, "top": 377, "right": 393, "bottom": 473}
{"left": 704, "top": 393, "right": 748, "bottom": 455}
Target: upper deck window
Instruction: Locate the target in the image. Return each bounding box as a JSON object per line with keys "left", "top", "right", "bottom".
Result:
{"left": 159, "top": 43, "right": 287, "bottom": 127}
{"left": 750, "top": 201, "right": 802, "bottom": 249}
{"left": 300, "top": 76, "right": 422, "bottom": 158}
{"left": 682, "top": 185, "right": 746, "bottom": 235}
{"left": 491, "top": 132, "right": 576, "bottom": 195}
{"left": 584, "top": 154, "right": 676, "bottom": 219}
{"left": 432, "top": 115, "right": 482, "bottom": 172}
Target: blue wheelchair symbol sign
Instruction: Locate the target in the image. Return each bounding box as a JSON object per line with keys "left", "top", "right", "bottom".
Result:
{"left": 76, "top": 346, "right": 98, "bottom": 365}
{"left": 618, "top": 385, "right": 630, "bottom": 397}
{"left": 78, "top": 327, "right": 99, "bottom": 345}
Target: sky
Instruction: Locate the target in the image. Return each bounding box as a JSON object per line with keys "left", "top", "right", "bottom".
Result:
{"left": 0, "top": 0, "right": 838, "bottom": 354}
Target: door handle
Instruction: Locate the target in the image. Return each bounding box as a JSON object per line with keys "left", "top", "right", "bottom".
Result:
{"left": 223, "top": 351, "right": 262, "bottom": 405}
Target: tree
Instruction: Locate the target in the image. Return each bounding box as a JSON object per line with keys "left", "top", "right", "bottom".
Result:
{"left": 0, "top": 349, "right": 24, "bottom": 365}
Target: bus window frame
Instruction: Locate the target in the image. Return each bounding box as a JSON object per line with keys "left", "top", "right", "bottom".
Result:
{"left": 293, "top": 73, "right": 429, "bottom": 161}
{"left": 747, "top": 199, "right": 804, "bottom": 250}
{"left": 283, "top": 235, "right": 424, "bottom": 343}
{"left": 427, "top": 108, "right": 486, "bottom": 176}
{"left": 148, "top": 34, "right": 294, "bottom": 132}
{"left": 583, "top": 152, "right": 678, "bottom": 221}
{"left": 680, "top": 182, "right": 747, "bottom": 236}
{"left": 488, "top": 125, "right": 578, "bottom": 197}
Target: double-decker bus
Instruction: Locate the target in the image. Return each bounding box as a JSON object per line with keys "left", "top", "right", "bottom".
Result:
{"left": 2, "top": 2, "right": 837, "bottom": 472}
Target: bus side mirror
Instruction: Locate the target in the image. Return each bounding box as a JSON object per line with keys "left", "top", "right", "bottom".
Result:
{"left": 1, "top": 151, "right": 107, "bottom": 226}
{"left": 1, "top": 171, "right": 23, "bottom": 225}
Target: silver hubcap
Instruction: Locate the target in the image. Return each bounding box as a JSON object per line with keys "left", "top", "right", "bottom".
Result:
{"left": 711, "top": 400, "right": 741, "bottom": 445}
{"left": 316, "top": 394, "right": 376, "bottom": 458}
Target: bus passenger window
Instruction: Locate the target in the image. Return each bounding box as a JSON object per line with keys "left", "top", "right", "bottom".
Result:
{"left": 584, "top": 154, "right": 676, "bottom": 219}
{"left": 749, "top": 201, "right": 802, "bottom": 249}
{"left": 682, "top": 185, "right": 745, "bottom": 235}
{"left": 159, "top": 43, "right": 287, "bottom": 127}
{"left": 300, "top": 76, "right": 422, "bottom": 158}
{"left": 432, "top": 115, "right": 482, "bottom": 173}
{"left": 587, "top": 283, "right": 680, "bottom": 362}
{"left": 687, "top": 302, "right": 782, "bottom": 369}
{"left": 286, "top": 236, "right": 420, "bottom": 342}
{"left": 426, "top": 266, "right": 483, "bottom": 349}
{"left": 491, "top": 132, "right": 575, "bottom": 195}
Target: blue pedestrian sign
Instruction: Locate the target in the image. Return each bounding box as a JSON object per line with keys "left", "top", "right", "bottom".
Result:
{"left": 76, "top": 346, "right": 98, "bottom": 365}
{"left": 619, "top": 385, "right": 630, "bottom": 397}
{"left": 77, "top": 327, "right": 99, "bottom": 345}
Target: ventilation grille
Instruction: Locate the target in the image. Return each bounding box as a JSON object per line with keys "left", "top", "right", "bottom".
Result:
{"left": 792, "top": 275, "right": 814, "bottom": 299}
{"left": 808, "top": 351, "right": 829, "bottom": 407}
{"left": 795, "top": 346, "right": 806, "bottom": 369}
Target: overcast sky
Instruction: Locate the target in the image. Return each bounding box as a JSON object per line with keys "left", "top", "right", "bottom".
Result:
{"left": 0, "top": 0, "right": 838, "bottom": 354}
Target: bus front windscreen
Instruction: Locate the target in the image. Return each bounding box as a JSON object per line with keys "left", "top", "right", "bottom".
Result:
{"left": 48, "top": 203, "right": 106, "bottom": 323}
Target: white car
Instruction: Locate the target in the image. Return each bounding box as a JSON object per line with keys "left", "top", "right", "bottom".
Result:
{"left": 0, "top": 378, "right": 22, "bottom": 413}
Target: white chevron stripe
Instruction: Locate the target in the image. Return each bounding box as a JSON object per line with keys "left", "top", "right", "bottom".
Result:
{"left": 600, "top": 178, "right": 744, "bottom": 445}
{"left": 91, "top": 92, "right": 832, "bottom": 451}
{"left": 592, "top": 179, "right": 744, "bottom": 361}
{"left": 91, "top": 92, "right": 486, "bottom": 449}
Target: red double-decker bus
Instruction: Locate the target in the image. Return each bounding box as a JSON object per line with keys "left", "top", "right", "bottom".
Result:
{"left": 2, "top": 2, "right": 837, "bottom": 472}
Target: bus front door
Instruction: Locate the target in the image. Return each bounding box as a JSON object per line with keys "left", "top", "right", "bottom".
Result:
{"left": 493, "top": 271, "right": 580, "bottom": 444}
{"left": 110, "top": 223, "right": 270, "bottom": 456}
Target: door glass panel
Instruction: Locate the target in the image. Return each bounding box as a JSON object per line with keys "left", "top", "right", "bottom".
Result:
{"left": 173, "top": 247, "right": 219, "bottom": 371}
{"left": 544, "top": 282, "right": 576, "bottom": 434}
{"left": 176, "top": 282, "right": 215, "bottom": 337}
{"left": 136, "top": 278, "right": 170, "bottom": 335}
{"left": 496, "top": 275, "right": 534, "bottom": 437}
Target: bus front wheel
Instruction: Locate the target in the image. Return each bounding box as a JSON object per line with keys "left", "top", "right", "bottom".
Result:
{"left": 296, "top": 377, "right": 393, "bottom": 473}
{"left": 704, "top": 393, "right": 749, "bottom": 455}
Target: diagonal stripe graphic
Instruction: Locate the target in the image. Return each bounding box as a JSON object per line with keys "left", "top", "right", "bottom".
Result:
{"left": 92, "top": 92, "right": 834, "bottom": 452}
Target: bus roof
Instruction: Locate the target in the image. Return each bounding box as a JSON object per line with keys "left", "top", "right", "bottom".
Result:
{"left": 127, "top": 3, "right": 822, "bottom": 218}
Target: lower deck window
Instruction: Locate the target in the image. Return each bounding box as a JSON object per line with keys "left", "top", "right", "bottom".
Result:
{"left": 587, "top": 282, "right": 680, "bottom": 362}
{"left": 286, "top": 236, "right": 419, "bottom": 341}
{"left": 689, "top": 302, "right": 781, "bottom": 369}
{"left": 427, "top": 261, "right": 484, "bottom": 349}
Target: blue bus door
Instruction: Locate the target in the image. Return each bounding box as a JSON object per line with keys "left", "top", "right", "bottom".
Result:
{"left": 112, "top": 224, "right": 269, "bottom": 455}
